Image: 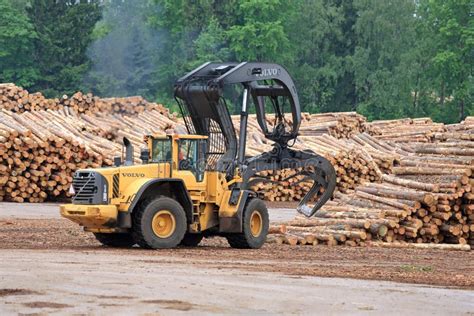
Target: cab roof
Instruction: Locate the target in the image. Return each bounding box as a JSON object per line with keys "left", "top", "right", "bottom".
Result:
{"left": 147, "top": 133, "right": 208, "bottom": 140}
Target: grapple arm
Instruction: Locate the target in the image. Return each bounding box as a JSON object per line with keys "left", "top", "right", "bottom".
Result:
{"left": 174, "top": 62, "right": 336, "bottom": 216}
{"left": 240, "top": 145, "right": 336, "bottom": 217}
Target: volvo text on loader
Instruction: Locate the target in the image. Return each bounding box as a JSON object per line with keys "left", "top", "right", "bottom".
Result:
{"left": 60, "top": 62, "right": 336, "bottom": 249}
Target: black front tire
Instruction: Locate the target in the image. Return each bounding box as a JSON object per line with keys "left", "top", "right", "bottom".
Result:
{"left": 180, "top": 233, "right": 203, "bottom": 247}
{"left": 93, "top": 233, "right": 136, "bottom": 248}
{"left": 132, "top": 197, "right": 187, "bottom": 249}
{"left": 226, "top": 198, "right": 269, "bottom": 249}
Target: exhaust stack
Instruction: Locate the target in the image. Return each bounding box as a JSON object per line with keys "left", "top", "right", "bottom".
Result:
{"left": 123, "top": 137, "right": 134, "bottom": 166}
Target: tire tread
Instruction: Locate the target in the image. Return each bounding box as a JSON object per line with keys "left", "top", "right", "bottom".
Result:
{"left": 132, "top": 196, "right": 187, "bottom": 249}
{"left": 93, "top": 233, "right": 135, "bottom": 248}
{"left": 226, "top": 198, "right": 269, "bottom": 249}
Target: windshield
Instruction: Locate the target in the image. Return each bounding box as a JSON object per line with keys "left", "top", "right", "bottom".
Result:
{"left": 151, "top": 138, "right": 171, "bottom": 162}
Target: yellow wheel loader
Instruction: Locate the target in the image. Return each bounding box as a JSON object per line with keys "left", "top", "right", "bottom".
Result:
{"left": 60, "top": 62, "right": 336, "bottom": 249}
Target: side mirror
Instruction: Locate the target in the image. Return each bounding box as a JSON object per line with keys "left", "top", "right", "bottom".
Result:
{"left": 140, "top": 148, "right": 150, "bottom": 164}
{"left": 113, "top": 156, "right": 122, "bottom": 167}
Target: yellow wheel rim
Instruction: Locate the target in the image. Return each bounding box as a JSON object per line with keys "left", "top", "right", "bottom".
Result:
{"left": 250, "top": 210, "right": 263, "bottom": 237}
{"left": 151, "top": 210, "right": 176, "bottom": 238}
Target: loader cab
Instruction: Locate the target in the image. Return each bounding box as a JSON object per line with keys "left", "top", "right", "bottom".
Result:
{"left": 148, "top": 134, "right": 207, "bottom": 182}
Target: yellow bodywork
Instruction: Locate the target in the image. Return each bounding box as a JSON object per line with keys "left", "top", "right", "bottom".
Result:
{"left": 60, "top": 134, "right": 246, "bottom": 234}
{"left": 60, "top": 204, "right": 119, "bottom": 232}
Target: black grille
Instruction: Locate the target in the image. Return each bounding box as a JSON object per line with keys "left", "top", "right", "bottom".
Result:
{"left": 72, "top": 171, "right": 107, "bottom": 205}
{"left": 112, "top": 173, "right": 119, "bottom": 198}
{"left": 176, "top": 97, "right": 230, "bottom": 171}
{"left": 206, "top": 117, "right": 227, "bottom": 170}
{"left": 175, "top": 96, "right": 196, "bottom": 134}
{"left": 174, "top": 72, "right": 237, "bottom": 175}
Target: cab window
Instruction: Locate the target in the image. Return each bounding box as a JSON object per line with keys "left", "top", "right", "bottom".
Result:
{"left": 151, "top": 138, "right": 172, "bottom": 162}
{"left": 178, "top": 139, "right": 206, "bottom": 181}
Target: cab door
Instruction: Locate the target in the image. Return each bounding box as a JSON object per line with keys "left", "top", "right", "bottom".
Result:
{"left": 175, "top": 138, "right": 207, "bottom": 190}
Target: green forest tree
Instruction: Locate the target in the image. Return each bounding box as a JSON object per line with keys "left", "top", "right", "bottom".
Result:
{"left": 193, "top": 16, "right": 231, "bottom": 67}
{"left": 26, "top": 0, "right": 101, "bottom": 97}
{"left": 148, "top": 0, "right": 235, "bottom": 102}
{"left": 286, "top": 0, "right": 348, "bottom": 113}
{"left": 226, "top": 0, "right": 290, "bottom": 63}
{"left": 352, "top": 0, "right": 418, "bottom": 120}
{"left": 0, "top": 0, "right": 472, "bottom": 122}
{"left": 0, "top": 0, "right": 38, "bottom": 87}
{"left": 416, "top": 0, "right": 473, "bottom": 123}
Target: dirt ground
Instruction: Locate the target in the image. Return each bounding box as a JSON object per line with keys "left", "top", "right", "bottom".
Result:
{"left": 0, "top": 203, "right": 473, "bottom": 314}
{"left": 1, "top": 217, "right": 473, "bottom": 289}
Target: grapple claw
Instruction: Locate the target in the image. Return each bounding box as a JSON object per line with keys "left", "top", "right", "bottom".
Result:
{"left": 295, "top": 156, "right": 337, "bottom": 217}
{"left": 297, "top": 204, "right": 313, "bottom": 217}
{"left": 242, "top": 146, "right": 337, "bottom": 217}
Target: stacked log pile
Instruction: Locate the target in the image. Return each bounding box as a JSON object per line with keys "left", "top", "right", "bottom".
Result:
{"left": 1, "top": 84, "right": 473, "bottom": 247}
{"left": 299, "top": 112, "right": 367, "bottom": 138}
{"left": 93, "top": 96, "right": 171, "bottom": 116}
{"left": 365, "top": 117, "right": 445, "bottom": 142}
{"left": 0, "top": 109, "right": 112, "bottom": 202}
{"left": 0, "top": 83, "right": 59, "bottom": 113}
{"left": 268, "top": 130, "right": 474, "bottom": 248}
{"left": 0, "top": 84, "right": 170, "bottom": 116}
{"left": 269, "top": 173, "right": 473, "bottom": 249}
{"left": 0, "top": 108, "right": 178, "bottom": 202}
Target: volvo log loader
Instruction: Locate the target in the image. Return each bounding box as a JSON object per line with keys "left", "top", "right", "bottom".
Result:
{"left": 60, "top": 62, "right": 336, "bottom": 249}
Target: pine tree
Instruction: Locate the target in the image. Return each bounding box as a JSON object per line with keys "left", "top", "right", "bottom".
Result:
{"left": 0, "top": 0, "right": 38, "bottom": 87}
{"left": 352, "top": 0, "right": 417, "bottom": 120}
{"left": 27, "top": 0, "right": 101, "bottom": 97}
{"left": 417, "top": 0, "right": 473, "bottom": 122}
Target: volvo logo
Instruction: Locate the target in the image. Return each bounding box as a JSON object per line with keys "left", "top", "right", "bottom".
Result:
{"left": 256, "top": 68, "right": 279, "bottom": 77}
{"left": 121, "top": 173, "right": 145, "bottom": 177}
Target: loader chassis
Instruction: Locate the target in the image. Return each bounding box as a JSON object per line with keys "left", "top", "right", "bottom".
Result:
{"left": 60, "top": 62, "right": 336, "bottom": 249}
{"left": 61, "top": 134, "right": 263, "bottom": 248}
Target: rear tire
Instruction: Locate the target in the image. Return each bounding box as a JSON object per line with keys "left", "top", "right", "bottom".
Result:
{"left": 132, "top": 197, "right": 187, "bottom": 249}
{"left": 180, "top": 233, "right": 203, "bottom": 247}
{"left": 93, "top": 233, "right": 135, "bottom": 248}
{"left": 226, "top": 198, "right": 269, "bottom": 249}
